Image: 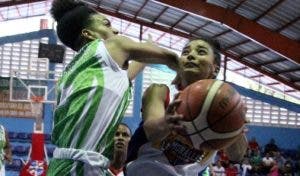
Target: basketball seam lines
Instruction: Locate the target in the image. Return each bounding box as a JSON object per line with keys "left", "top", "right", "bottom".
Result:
{"left": 188, "top": 80, "right": 223, "bottom": 136}
{"left": 190, "top": 81, "right": 214, "bottom": 147}
{"left": 187, "top": 80, "right": 223, "bottom": 149}
{"left": 207, "top": 95, "right": 243, "bottom": 133}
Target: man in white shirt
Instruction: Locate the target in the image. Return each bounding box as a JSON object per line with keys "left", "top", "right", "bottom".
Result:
{"left": 241, "top": 158, "right": 252, "bottom": 176}
{"left": 212, "top": 160, "right": 225, "bottom": 176}
{"left": 262, "top": 152, "right": 274, "bottom": 174}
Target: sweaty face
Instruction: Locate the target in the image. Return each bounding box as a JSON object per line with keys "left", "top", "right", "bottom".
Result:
{"left": 88, "top": 14, "right": 119, "bottom": 40}
{"left": 114, "top": 124, "right": 131, "bottom": 153}
{"left": 179, "top": 40, "right": 217, "bottom": 81}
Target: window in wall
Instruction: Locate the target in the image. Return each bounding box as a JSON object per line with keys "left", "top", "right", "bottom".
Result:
{"left": 0, "top": 38, "right": 49, "bottom": 78}
{"left": 142, "top": 66, "right": 176, "bottom": 100}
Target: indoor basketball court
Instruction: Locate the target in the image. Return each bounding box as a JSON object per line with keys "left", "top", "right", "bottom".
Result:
{"left": 0, "top": 0, "right": 299, "bottom": 176}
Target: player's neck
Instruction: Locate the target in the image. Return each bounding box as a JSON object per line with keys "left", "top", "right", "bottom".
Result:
{"left": 111, "top": 153, "right": 127, "bottom": 169}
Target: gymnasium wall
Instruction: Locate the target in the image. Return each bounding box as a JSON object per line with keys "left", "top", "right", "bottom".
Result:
{"left": 246, "top": 125, "right": 300, "bottom": 150}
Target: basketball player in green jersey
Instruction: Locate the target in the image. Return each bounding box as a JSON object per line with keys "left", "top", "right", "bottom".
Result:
{"left": 48, "top": 0, "right": 178, "bottom": 175}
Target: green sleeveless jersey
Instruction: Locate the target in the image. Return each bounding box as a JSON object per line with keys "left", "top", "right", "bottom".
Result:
{"left": 49, "top": 39, "right": 131, "bottom": 175}
{"left": 0, "top": 125, "right": 6, "bottom": 169}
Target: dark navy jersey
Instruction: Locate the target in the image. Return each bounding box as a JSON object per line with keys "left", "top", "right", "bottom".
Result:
{"left": 126, "top": 121, "right": 147, "bottom": 163}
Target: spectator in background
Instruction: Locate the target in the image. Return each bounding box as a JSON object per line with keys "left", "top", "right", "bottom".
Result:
{"left": 225, "top": 163, "right": 238, "bottom": 176}
{"left": 218, "top": 150, "right": 230, "bottom": 168}
{"left": 264, "top": 138, "right": 279, "bottom": 156}
{"left": 212, "top": 160, "right": 225, "bottom": 176}
{"left": 268, "top": 160, "right": 279, "bottom": 176}
{"left": 241, "top": 158, "right": 252, "bottom": 176}
{"left": 109, "top": 123, "right": 132, "bottom": 176}
{"left": 282, "top": 157, "right": 294, "bottom": 176}
{"left": 250, "top": 149, "right": 262, "bottom": 175}
{"left": 248, "top": 137, "right": 259, "bottom": 153}
{"left": 0, "top": 124, "right": 12, "bottom": 176}
{"left": 273, "top": 151, "right": 286, "bottom": 173}
{"left": 262, "top": 152, "right": 274, "bottom": 174}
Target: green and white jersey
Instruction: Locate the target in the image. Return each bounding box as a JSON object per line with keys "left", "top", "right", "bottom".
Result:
{"left": 0, "top": 125, "right": 6, "bottom": 168}
{"left": 52, "top": 39, "right": 131, "bottom": 157}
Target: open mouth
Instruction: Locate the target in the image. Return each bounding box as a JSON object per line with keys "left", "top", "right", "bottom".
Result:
{"left": 116, "top": 142, "right": 125, "bottom": 148}
{"left": 184, "top": 62, "right": 198, "bottom": 68}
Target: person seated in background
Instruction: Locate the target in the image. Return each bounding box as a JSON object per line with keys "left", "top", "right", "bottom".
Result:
{"left": 282, "top": 156, "right": 294, "bottom": 176}
{"left": 241, "top": 158, "right": 252, "bottom": 176}
{"left": 262, "top": 152, "right": 274, "bottom": 174}
{"left": 248, "top": 137, "right": 259, "bottom": 154}
{"left": 0, "top": 124, "right": 12, "bottom": 176}
{"left": 264, "top": 138, "right": 278, "bottom": 156}
{"left": 212, "top": 160, "right": 226, "bottom": 176}
{"left": 109, "top": 123, "right": 132, "bottom": 176}
{"left": 225, "top": 162, "right": 238, "bottom": 176}
{"left": 217, "top": 150, "right": 230, "bottom": 168}
{"left": 273, "top": 151, "right": 286, "bottom": 173}
{"left": 268, "top": 160, "right": 279, "bottom": 176}
{"left": 249, "top": 149, "right": 262, "bottom": 175}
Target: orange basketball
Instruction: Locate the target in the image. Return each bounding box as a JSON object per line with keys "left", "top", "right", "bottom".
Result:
{"left": 176, "top": 79, "right": 246, "bottom": 151}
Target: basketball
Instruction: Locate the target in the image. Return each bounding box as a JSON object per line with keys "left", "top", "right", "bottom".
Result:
{"left": 176, "top": 79, "right": 246, "bottom": 151}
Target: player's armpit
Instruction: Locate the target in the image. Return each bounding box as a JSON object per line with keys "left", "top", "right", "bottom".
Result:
{"left": 225, "top": 134, "right": 248, "bottom": 162}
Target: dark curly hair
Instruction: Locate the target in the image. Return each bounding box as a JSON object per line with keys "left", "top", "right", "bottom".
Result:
{"left": 50, "top": 0, "right": 97, "bottom": 51}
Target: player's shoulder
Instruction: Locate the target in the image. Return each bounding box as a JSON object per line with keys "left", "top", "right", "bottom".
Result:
{"left": 148, "top": 83, "right": 169, "bottom": 89}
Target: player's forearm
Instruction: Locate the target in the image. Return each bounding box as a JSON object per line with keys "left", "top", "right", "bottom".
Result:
{"left": 225, "top": 134, "right": 248, "bottom": 162}
{"left": 127, "top": 61, "right": 147, "bottom": 81}
{"left": 129, "top": 42, "right": 179, "bottom": 71}
{"left": 144, "top": 116, "right": 170, "bottom": 142}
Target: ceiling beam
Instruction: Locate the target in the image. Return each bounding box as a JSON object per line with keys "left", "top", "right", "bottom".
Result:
{"left": 232, "top": 0, "right": 247, "bottom": 11}
{"left": 189, "top": 21, "right": 211, "bottom": 35}
{"left": 122, "top": 23, "right": 132, "bottom": 34}
{"left": 95, "top": 5, "right": 300, "bottom": 91}
{"left": 155, "top": 32, "right": 167, "bottom": 42}
{"left": 267, "top": 82, "right": 280, "bottom": 86}
{"left": 224, "top": 51, "right": 300, "bottom": 90}
{"left": 134, "top": 0, "right": 148, "bottom": 18}
{"left": 261, "top": 58, "right": 286, "bottom": 66}
{"left": 284, "top": 89, "right": 296, "bottom": 93}
{"left": 171, "top": 37, "right": 183, "bottom": 46}
{"left": 0, "top": 0, "right": 45, "bottom": 8}
{"left": 171, "top": 13, "right": 189, "bottom": 28}
{"left": 276, "top": 15, "right": 300, "bottom": 32}
{"left": 250, "top": 74, "right": 264, "bottom": 78}
{"left": 277, "top": 67, "right": 300, "bottom": 74}
{"left": 223, "top": 40, "right": 250, "bottom": 50}
{"left": 213, "top": 29, "right": 231, "bottom": 38}
{"left": 254, "top": 0, "right": 284, "bottom": 21}
{"left": 234, "top": 66, "right": 248, "bottom": 71}
{"left": 240, "top": 49, "right": 268, "bottom": 58}
{"left": 155, "top": 0, "right": 300, "bottom": 64}
{"left": 151, "top": 6, "right": 168, "bottom": 24}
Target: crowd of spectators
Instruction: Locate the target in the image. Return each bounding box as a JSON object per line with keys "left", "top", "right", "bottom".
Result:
{"left": 209, "top": 137, "right": 300, "bottom": 176}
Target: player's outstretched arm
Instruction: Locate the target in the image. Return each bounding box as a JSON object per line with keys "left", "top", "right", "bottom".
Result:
{"left": 105, "top": 35, "right": 179, "bottom": 71}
